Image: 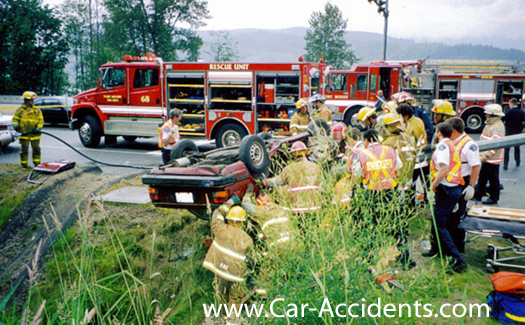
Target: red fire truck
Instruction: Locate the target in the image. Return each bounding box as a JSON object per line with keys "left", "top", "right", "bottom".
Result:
{"left": 397, "top": 60, "right": 525, "bottom": 132}
{"left": 70, "top": 56, "right": 327, "bottom": 148}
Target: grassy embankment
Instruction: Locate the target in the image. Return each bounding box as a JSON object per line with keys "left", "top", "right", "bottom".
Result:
{"left": 0, "top": 163, "right": 500, "bottom": 324}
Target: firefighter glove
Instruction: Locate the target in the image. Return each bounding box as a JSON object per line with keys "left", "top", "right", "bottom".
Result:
{"left": 14, "top": 125, "right": 20, "bottom": 132}
{"left": 230, "top": 194, "right": 241, "bottom": 205}
{"left": 462, "top": 185, "right": 475, "bottom": 201}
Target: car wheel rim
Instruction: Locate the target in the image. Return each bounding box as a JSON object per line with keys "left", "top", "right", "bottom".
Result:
{"left": 222, "top": 130, "right": 241, "bottom": 147}
{"left": 79, "top": 123, "right": 91, "bottom": 143}
{"left": 467, "top": 115, "right": 482, "bottom": 130}
{"left": 249, "top": 142, "right": 264, "bottom": 166}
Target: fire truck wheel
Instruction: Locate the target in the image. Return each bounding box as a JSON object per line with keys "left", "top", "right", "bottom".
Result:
{"left": 307, "top": 119, "right": 330, "bottom": 136}
{"left": 170, "top": 139, "right": 199, "bottom": 161}
{"left": 216, "top": 123, "right": 247, "bottom": 148}
{"left": 462, "top": 109, "right": 485, "bottom": 133}
{"left": 344, "top": 107, "right": 365, "bottom": 131}
{"left": 78, "top": 115, "right": 102, "bottom": 148}
{"left": 123, "top": 136, "right": 137, "bottom": 142}
{"left": 239, "top": 135, "right": 270, "bottom": 180}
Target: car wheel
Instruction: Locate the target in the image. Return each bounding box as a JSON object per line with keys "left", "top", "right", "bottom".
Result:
{"left": 170, "top": 139, "right": 199, "bottom": 161}
{"left": 216, "top": 123, "right": 247, "bottom": 148}
{"left": 78, "top": 115, "right": 102, "bottom": 148}
{"left": 462, "top": 109, "right": 485, "bottom": 133}
{"left": 123, "top": 136, "right": 137, "bottom": 142}
{"left": 239, "top": 135, "right": 270, "bottom": 180}
{"left": 307, "top": 119, "right": 330, "bottom": 136}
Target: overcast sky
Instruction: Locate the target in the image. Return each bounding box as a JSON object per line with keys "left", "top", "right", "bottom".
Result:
{"left": 44, "top": 0, "right": 524, "bottom": 48}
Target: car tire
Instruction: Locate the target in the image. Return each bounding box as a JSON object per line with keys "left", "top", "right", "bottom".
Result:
{"left": 170, "top": 139, "right": 199, "bottom": 161}
{"left": 239, "top": 135, "right": 270, "bottom": 180}
{"left": 78, "top": 115, "right": 102, "bottom": 148}
{"left": 123, "top": 136, "right": 137, "bottom": 142}
{"left": 307, "top": 119, "right": 330, "bottom": 136}
{"left": 216, "top": 123, "right": 247, "bottom": 148}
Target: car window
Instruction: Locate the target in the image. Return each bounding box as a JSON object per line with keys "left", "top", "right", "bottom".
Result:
{"left": 48, "top": 99, "right": 62, "bottom": 106}
{"left": 34, "top": 99, "right": 44, "bottom": 106}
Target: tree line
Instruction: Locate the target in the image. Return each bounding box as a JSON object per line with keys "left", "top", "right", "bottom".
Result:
{"left": 0, "top": 0, "right": 355, "bottom": 96}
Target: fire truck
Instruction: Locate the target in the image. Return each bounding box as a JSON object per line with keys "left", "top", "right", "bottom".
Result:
{"left": 396, "top": 60, "right": 525, "bottom": 132}
{"left": 70, "top": 56, "right": 327, "bottom": 148}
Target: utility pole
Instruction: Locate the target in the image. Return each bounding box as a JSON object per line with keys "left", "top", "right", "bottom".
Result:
{"left": 367, "top": 0, "right": 389, "bottom": 60}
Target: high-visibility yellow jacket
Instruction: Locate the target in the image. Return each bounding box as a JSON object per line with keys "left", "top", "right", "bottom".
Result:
{"left": 203, "top": 200, "right": 253, "bottom": 283}
{"left": 383, "top": 132, "right": 416, "bottom": 186}
{"left": 13, "top": 103, "right": 44, "bottom": 140}
{"left": 278, "top": 157, "right": 322, "bottom": 213}
{"left": 405, "top": 116, "right": 427, "bottom": 148}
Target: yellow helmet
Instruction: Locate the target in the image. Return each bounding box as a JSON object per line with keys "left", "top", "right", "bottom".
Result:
{"left": 381, "top": 101, "right": 398, "bottom": 114}
{"left": 383, "top": 112, "right": 401, "bottom": 126}
{"left": 484, "top": 104, "right": 505, "bottom": 117}
{"left": 21, "top": 91, "right": 37, "bottom": 100}
{"left": 226, "top": 206, "right": 246, "bottom": 225}
{"left": 431, "top": 100, "right": 456, "bottom": 116}
{"left": 295, "top": 99, "right": 308, "bottom": 109}
{"left": 357, "top": 106, "right": 376, "bottom": 122}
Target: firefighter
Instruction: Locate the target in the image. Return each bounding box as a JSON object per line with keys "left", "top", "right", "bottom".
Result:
{"left": 159, "top": 108, "right": 182, "bottom": 165}
{"left": 348, "top": 129, "right": 415, "bottom": 268}
{"left": 357, "top": 106, "right": 388, "bottom": 139}
{"left": 391, "top": 91, "right": 434, "bottom": 143}
{"left": 309, "top": 94, "right": 332, "bottom": 124}
{"left": 203, "top": 196, "right": 253, "bottom": 325}
{"left": 290, "top": 99, "right": 311, "bottom": 135}
{"left": 396, "top": 103, "right": 427, "bottom": 148}
{"left": 474, "top": 104, "right": 506, "bottom": 205}
{"left": 431, "top": 99, "right": 456, "bottom": 125}
{"left": 331, "top": 122, "right": 348, "bottom": 158}
{"left": 382, "top": 112, "right": 416, "bottom": 187}
{"left": 445, "top": 117, "right": 480, "bottom": 253}
{"left": 13, "top": 91, "right": 44, "bottom": 170}
{"left": 423, "top": 122, "right": 467, "bottom": 273}
{"left": 262, "top": 141, "right": 321, "bottom": 214}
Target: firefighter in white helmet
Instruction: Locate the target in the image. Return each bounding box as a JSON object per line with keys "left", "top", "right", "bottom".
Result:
{"left": 13, "top": 91, "right": 44, "bottom": 170}
{"left": 203, "top": 196, "right": 253, "bottom": 325}
{"left": 474, "top": 104, "right": 506, "bottom": 205}
{"left": 262, "top": 141, "right": 321, "bottom": 214}
{"left": 309, "top": 94, "right": 332, "bottom": 124}
{"left": 290, "top": 99, "right": 311, "bottom": 135}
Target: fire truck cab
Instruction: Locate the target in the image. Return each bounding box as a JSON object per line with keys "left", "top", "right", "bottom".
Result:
{"left": 71, "top": 57, "right": 325, "bottom": 148}
{"left": 323, "top": 61, "right": 403, "bottom": 127}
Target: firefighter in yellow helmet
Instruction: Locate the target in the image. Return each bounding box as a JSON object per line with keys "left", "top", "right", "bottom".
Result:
{"left": 262, "top": 141, "right": 321, "bottom": 214}
{"left": 357, "top": 106, "right": 388, "bottom": 139}
{"left": 203, "top": 195, "right": 253, "bottom": 324}
{"left": 290, "top": 99, "right": 311, "bottom": 135}
{"left": 12, "top": 91, "right": 44, "bottom": 170}
{"left": 432, "top": 99, "right": 456, "bottom": 124}
{"left": 382, "top": 112, "right": 416, "bottom": 186}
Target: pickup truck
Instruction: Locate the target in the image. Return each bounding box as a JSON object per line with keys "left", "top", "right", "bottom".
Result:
{"left": 142, "top": 120, "right": 333, "bottom": 219}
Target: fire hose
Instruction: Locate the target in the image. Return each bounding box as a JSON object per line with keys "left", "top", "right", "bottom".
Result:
{"left": 17, "top": 130, "right": 155, "bottom": 170}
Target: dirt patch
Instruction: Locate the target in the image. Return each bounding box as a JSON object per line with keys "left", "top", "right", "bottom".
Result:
{"left": 0, "top": 165, "right": 143, "bottom": 303}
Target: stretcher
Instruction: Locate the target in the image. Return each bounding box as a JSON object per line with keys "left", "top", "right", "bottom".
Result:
{"left": 460, "top": 205, "right": 525, "bottom": 273}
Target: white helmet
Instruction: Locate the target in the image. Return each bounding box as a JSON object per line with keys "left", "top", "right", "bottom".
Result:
{"left": 484, "top": 104, "right": 505, "bottom": 117}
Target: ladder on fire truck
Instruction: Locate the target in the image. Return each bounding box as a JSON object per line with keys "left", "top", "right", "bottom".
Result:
{"left": 422, "top": 60, "right": 521, "bottom": 74}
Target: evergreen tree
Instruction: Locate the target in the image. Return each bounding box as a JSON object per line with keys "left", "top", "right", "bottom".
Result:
{"left": 304, "top": 2, "right": 357, "bottom": 69}
{"left": 206, "top": 31, "right": 240, "bottom": 62}
{"left": 0, "top": 0, "right": 69, "bottom": 95}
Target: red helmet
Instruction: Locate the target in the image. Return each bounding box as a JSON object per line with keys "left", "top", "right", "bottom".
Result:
{"left": 290, "top": 141, "right": 307, "bottom": 156}
{"left": 391, "top": 91, "right": 414, "bottom": 104}
{"left": 256, "top": 193, "right": 274, "bottom": 206}
{"left": 330, "top": 122, "right": 347, "bottom": 141}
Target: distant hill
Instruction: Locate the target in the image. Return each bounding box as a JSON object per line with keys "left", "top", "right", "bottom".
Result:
{"left": 197, "top": 28, "right": 525, "bottom": 65}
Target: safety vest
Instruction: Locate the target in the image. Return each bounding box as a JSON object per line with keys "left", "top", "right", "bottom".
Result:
{"left": 203, "top": 203, "right": 253, "bottom": 283}
{"left": 455, "top": 134, "right": 474, "bottom": 164}
{"left": 355, "top": 144, "right": 398, "bottom": 191}
{"left": 430, "top": 140, "right": 464, "bottom": 185}
{"left": 158, "top": 120, "right": 179, "bottom": 149}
